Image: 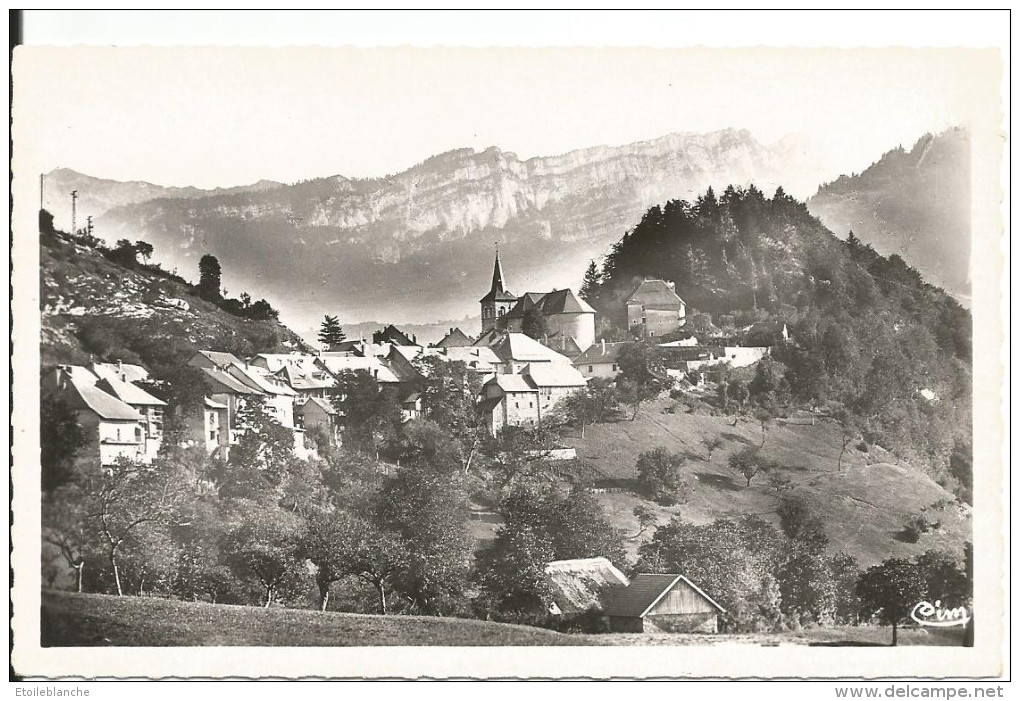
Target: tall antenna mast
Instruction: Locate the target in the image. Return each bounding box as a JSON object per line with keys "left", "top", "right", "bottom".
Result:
{"left": 70, "top": 190, "right": 78, "bottom": 234}
{"left": 39, "top": 174, "right": 44, "bottom": 210}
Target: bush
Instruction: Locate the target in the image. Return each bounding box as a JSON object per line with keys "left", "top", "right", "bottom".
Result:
{"left": 900, "top": 513, "right": 937, "bottom": 543}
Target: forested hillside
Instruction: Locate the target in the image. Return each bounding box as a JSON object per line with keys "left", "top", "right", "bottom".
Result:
{"left": 582, "top": 186, "right": 972, "bottom": 499}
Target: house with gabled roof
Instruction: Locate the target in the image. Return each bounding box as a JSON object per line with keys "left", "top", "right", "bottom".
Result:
{"left": 479, "top": 373, "right": 540, "bottom": 435}
{"left": 297, "top": 396, "right": 340, "bottom": 449}
{"left": 90, "top": 360, "right": 150, "bottom": 385}
{"left": 603, "top": 573, "right": 725, "bottom": 633}
{"left": 573, "top": 340, "right": 627, "bottom": 379}
{"left": 484, "top": 332, "right": 576, "bottom": 374}
{"left": 94, "top": 376, "right": 166, "bottom": 460}
{"left": 372, "top": 324, "right": 418, "bottom": 347}
{"left": 521, "top": 362, "right": 587, "bottom": 419}
{"left": 50, "top": 374, "right": 147, "bottom": 466}
{"left": 627, "top": 279, "right": 687, "bottom": 338}
{"left": 434, "top": 327, "right": 474, "bottom": 348}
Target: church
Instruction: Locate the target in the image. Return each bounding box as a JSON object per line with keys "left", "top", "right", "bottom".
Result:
{"left": 479, "top": 251, "right": 596, "bottom": 352}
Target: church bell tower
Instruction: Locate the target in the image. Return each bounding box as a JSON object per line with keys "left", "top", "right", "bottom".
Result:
{"left": 479, "top": 249, "right": 517, "bottom": 333}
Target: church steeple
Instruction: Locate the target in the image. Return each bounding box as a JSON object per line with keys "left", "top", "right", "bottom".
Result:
{"left": 479, "top": 248, "right": 517, "bottom": 333}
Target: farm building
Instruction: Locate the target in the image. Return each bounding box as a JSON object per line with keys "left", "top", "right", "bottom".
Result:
{"left": 544, "top": 557, "right": 629, "bottom": 617}
{"left": 603, "top": 573, "right": 725, "bottom": 633}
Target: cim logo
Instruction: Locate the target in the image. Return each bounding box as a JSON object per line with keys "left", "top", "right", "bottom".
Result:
{"left": 910, "top": 600, "right": 971, "bottom": 627}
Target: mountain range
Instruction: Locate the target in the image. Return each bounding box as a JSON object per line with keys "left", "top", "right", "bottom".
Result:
{"left": 44, "top": 129, "right": 830, "bottom": 341}
{"left": 807, "top": 127, "right": 971, "bottom": 304}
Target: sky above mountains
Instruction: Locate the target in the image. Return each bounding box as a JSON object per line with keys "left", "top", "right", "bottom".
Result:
{"left": 15, "top": 46, "right": 998, "bottom": 190}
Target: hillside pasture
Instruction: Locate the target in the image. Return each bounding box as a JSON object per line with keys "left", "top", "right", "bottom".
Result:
{"left": 561, "top": 398, "right": 971, "bottom": 566}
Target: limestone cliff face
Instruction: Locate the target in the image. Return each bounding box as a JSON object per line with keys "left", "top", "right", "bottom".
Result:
{"left": 77, "top": 128, "right": 809, "bottom": 332}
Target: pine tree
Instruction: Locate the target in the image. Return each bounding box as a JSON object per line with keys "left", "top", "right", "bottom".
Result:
{"left": 318, "top": 315, "right": 347, "bottom": 349}
{"left": 579, "top": 260, "right": 602, "bottom": 303}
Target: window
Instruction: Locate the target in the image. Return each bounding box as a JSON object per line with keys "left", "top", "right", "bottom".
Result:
{"left": 210, "top": 430, "right": 216, "bottom": 441}
{"left": 587, "top": 365, "right": 593, "bottom": 372}
{"left": 135, "top": 426, "right": 143, "bottom": 442}
{"left": 612, "top": 364, "right": 618, "bottom": 371}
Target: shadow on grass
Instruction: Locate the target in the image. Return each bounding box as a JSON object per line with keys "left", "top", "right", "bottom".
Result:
{"left": 721, "top": 433, "right": 755, "bottom": 446}
{"left": 694, "top": 471, "right": 742, "bottom": 491}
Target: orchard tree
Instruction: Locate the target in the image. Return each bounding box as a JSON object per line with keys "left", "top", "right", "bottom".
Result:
{"left": 375, "top": 464, "right": 472, "bottom": 615}
{"left": 318, "top": 315, "right": 347, "bottom": 350}
{"left": 223, "top": 501, "right": 307, "bottom": 607}
{"left": 475, "top": 523, "right": 556, "bottom": 616}
{"left": 331, "top": 369, "right": 402, "bottom": 452}
{"left": 42, "top": 484, "right": 95, "bottom": 592}
{"left": 636, "top": 447, "right": 691, "bottom": 505}
{"left": 834, "top": 407, "right": 862, "bottom": 472}
{"left": 85, "top": 457, "right": 192, "bottom": 596}
{"left": 702, "top": 437, "right": 723, "bottom": 460}
{"left": 728, "top": 446, "right": 776, "bottom": 488}
{"left": 413, "top": 357, "right": 484, "bottom": 472}
{"left": 857, "top": 558, "right": 927, "bottom": 646}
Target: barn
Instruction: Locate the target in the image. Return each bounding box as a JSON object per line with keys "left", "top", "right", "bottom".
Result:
{"left": 544, "top": 557, "right": 629, "bottom": 617}
{"left": 603, "top": 573, "right": 725, "bottom": 633}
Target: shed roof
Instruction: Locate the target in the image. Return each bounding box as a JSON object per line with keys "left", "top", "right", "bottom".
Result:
{"left": 603, "top": 573, "right": 725, "bottom": 618}
{"left": 544, "top": 558, "right": 630, "bottom": 615}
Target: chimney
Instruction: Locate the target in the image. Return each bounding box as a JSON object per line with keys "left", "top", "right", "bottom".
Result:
{"left": 412, "top": 334, "right": 417, "bottom": 344}
{"left": 373, "top": 368, "right": 379, "bottom": 380}
{"left": 117, "top": 359, "right": 124, "bottom": 381}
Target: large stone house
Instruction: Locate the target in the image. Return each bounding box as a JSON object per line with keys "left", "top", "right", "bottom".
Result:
{"left": 627, "top": 279, "right": 687, "bottom": 338}
{"left": 520, "top": 362, "right": 587, "bottom": 420}
{"left": 483, "top": 332, "right": 576, "bottom": 375}
{"left": 479, "top": 374, "right": 540, "bottom": 434}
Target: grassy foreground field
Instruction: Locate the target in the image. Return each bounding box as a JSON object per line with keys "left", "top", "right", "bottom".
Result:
{"left": 43, "top": 591, "right": 965, "bottom": 648}
{"left": 41, "top": 591, "right": 594, "bottom": 647}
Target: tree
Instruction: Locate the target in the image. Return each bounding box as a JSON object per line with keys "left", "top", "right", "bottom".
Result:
{"left": 617, "top": 378, "right": 659, "bottom": 421}
{"left": 559, "top": 378, "right": 619, "bottom": 437}
{"left": 753, "top": 406, "right": 775, "bottom": 448}
{"left": 633, "top": 505, "right": 656, "bottom": 538}
{"left": 85, "top": 457, "right": 192, "bottom": 595}
{"left": 579, "top": 260, "right": 602, "bottom": 305}
{"left": 483, "top": 426, "right": 559, "bottom": 490}
{"left": 777, "top": 496, "right": 828, "bottom": 547}
{"left": 375, "top": 464, "right": 471, "bottom": 615}
{"left": 834, "top": 407, "right": 862, "bottom": 472}
{"left": 302, "top": 510, "right": 405, "bottom": 612}
{"left": 110, "top": 239, "right": 138, "bottom": 266}
{"left": 220, "top": 398, "right": 297, "bottom": 498}
{"left": 42, "top": 484, "right": 95, "bottom": 592}
{"left": 702, "top": 437, "right": 723, "bottom": 460}
{"left": 198, "top": 254, "right": 223, "bottom": 303}
{"left": 521, "top": 306, "right": 549, "bottom": 340}
{"left": 475, "top": 524, "right": 556, "bottom": 616}
{"left": 728, "top": 446, "right": 775, "bottom": 487}
{"left": 318, "top": 315, "right": 347, "bottom": 349}
{"left": 913, "top": 549, "right": 970, "bottom": 609}
{"left": 636, "top": 448, "right": 691, "bottom": 505}
{"left": 40, "top": 393, "right": 86, "bottom": 492}
{"left": 856, "top": 558, "right": 927, "bottom": 645}
{"left": 134, "top": 240, "right": 154, "bottom": 264}
{"left": 331, "top": 370, "right": 401, "bottom": 451}
{"left": 223, "top": 501, "right": 307, "bottom": 607}
{"left": 413, "top": 357, "right": 484, "bottom": 472}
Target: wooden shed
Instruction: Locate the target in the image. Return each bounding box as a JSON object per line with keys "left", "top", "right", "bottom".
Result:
{"left": 603, "top": 573, "right": 725, "bottom": 633}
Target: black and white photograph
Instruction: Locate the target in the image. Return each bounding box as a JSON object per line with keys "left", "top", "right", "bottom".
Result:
{"left": 9, "top": 10, "right": 1009, "bottom": 683}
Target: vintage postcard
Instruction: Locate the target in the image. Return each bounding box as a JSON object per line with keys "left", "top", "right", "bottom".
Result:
{"left": 10, "top": 33, "right": 1007, "bottom": 679}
